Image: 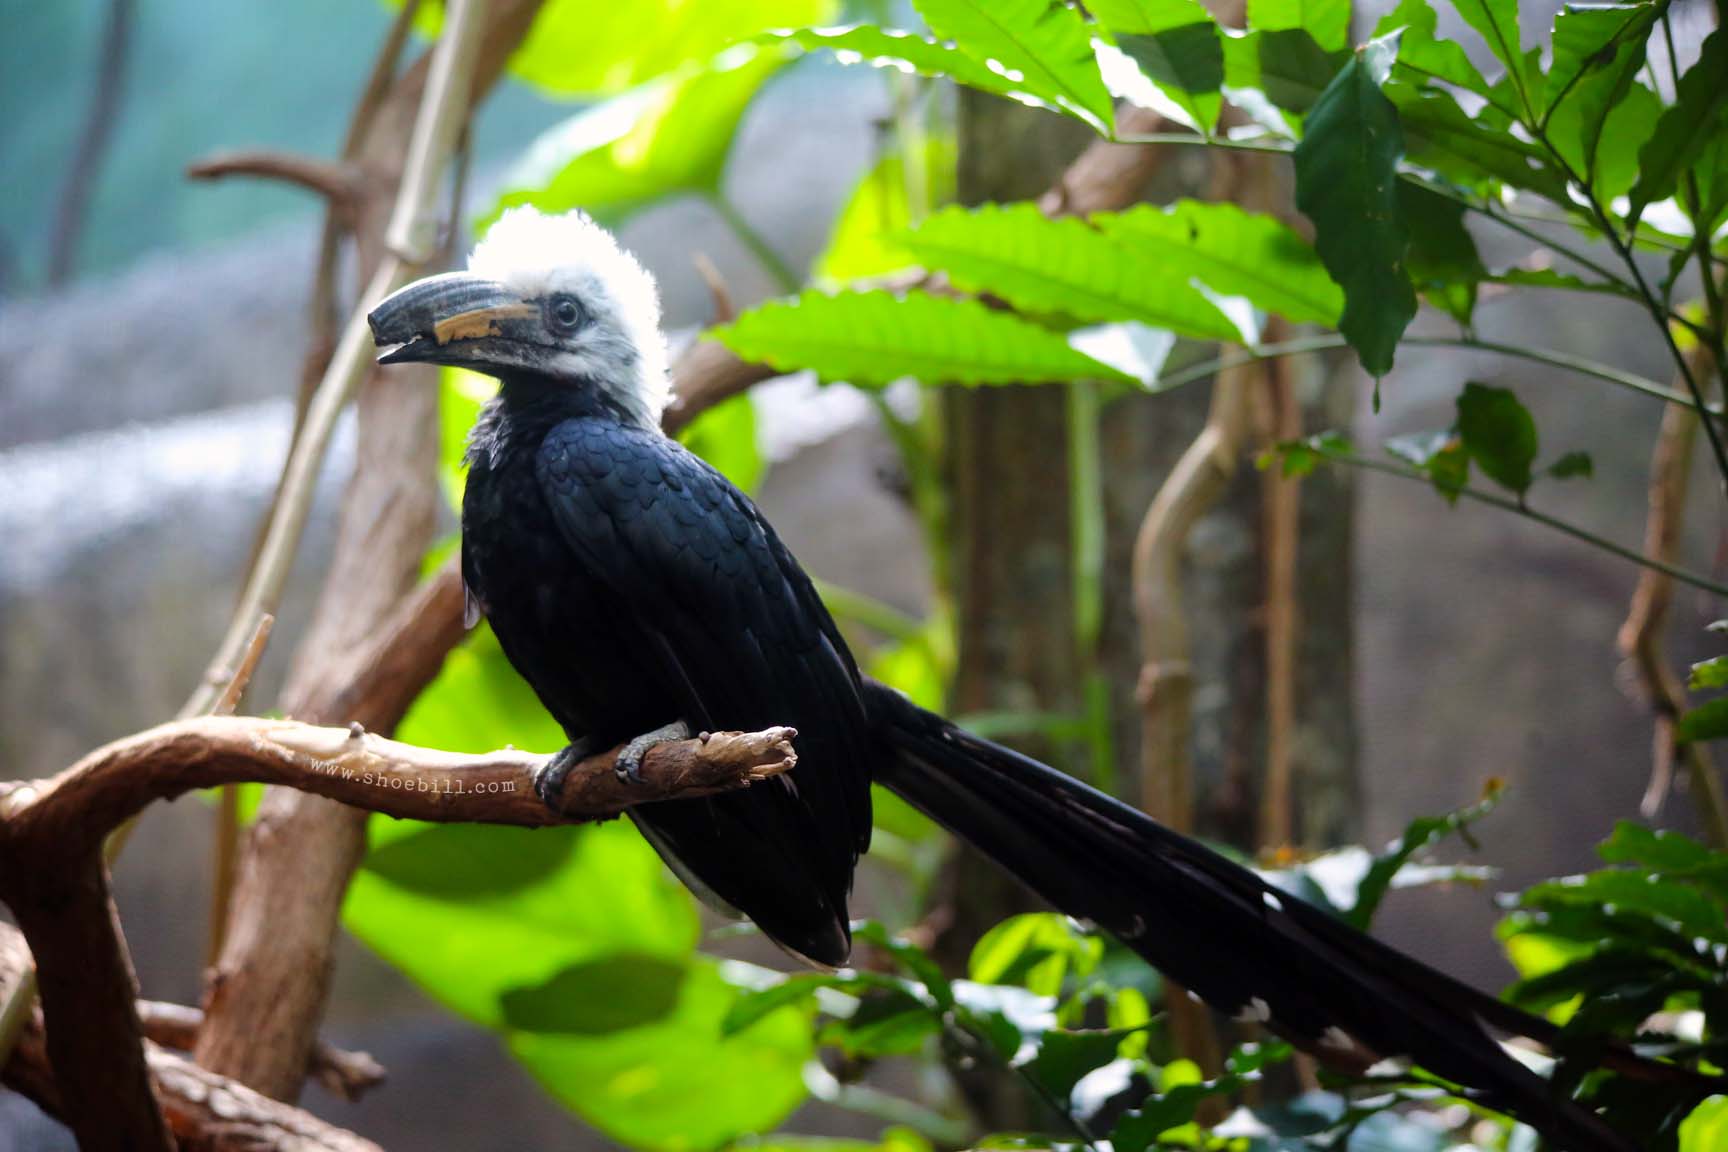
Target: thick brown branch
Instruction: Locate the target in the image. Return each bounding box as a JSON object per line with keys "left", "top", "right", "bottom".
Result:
{"left": 1, "top": 717, "right": 797, "bottom": 851}
{"left": 138, "top": 1001, "right": 385, "bottom": 1103}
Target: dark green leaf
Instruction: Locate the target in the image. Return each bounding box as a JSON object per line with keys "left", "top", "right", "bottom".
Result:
{"left": 1294, "top": 41, "right": 1415, "bottom": 377}
{"left": 912, "top": 0, "right": 1116, "bottom": 133}
{"left": 1455, "top": 381, "right": 1538, "bottom": 494}
{"left": 1691, "top": 658, "right": 1728, "bottom": 692}
{"left": 1223, "top": 27, "right": 1347, "bottom": 118}
{"left": 854, "top": 920, "right": 956, "bottom": 1008}
{"left": 510, "top": 958, "right": 812, "bottom": 1150}
{"left": 1347, "top": 783, "right": 1503, "bottom": 929}
{"left": 1388, "top": 85, "right": 1570, "bottom": 202}
{"left": 1490, "top": 266, "right": 1628, "bottom": 297}
{"left": 1519, "top": 871, "right": 1727, "bottom": 943}
{"left": 1548, "top": 450, "right": 1594, "bottom": 480}
{"left": 1630, "top": 27, "right": 1728, "bottom": 225}
{"left": 1679, "top": 696, "right": 1728, "bottom": 745}
{"left": 486, "top": 45, "right": 788, "bottom": 228}
{"left": 1599, "top": 821, "right": 1717, "bottom": 871}
{"left": 1386, "top": 430, "right": 1469, "bottom": 502}
{"left": 823, "top": 988, "right": 943, "bottom": 1057}
{"left": 711, "top": 290, "right": 1139, "bottom": 386}
{"left": 1095, "top": 200, "right": 1343, "bottom": 326}
{"left": 1398, "top": 181, "right": 1486, "bottom": 325}
{"left": 500, "top": 955, "right": 687, "bottom": 1035}
{"left": 900, "top": 203, "right": 1240, "bottom": 338}
{"left": 1023, "top": 1027, "right": 1140, "bottom": 1103}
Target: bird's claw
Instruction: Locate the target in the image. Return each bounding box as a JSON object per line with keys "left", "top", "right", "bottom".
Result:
{"left": 613, "top": 720, "right": 693, "bottom": 786}
{"left": 534, "top": 738, "right": 593, "bottom": 813}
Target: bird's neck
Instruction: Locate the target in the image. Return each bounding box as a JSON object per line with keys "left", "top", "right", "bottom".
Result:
{"left": 465, "top": 372, "right": 656, "bottom": 473}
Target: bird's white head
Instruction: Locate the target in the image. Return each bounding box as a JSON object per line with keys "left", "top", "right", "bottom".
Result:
{"left": 368, "top": 206, "right": 671, "bottom": 428}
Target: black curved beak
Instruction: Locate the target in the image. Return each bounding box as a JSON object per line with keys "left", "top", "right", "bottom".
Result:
{"left": 368, "top": 272, "right": 540, "bottom": 368}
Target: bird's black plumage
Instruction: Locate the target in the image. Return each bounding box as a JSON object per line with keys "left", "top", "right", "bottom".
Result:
{"left": 368, "top": 226, "right": 1713, "bottom": 1152}
{"left": 460, "top": 382, "right": 872, "bottom": 966}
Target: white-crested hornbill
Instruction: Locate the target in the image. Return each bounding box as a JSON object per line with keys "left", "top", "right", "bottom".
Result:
{"left": 368, "top": 206, "right": 1701, "bottom": 1152}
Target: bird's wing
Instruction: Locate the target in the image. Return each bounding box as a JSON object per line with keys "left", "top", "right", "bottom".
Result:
{"left": 535, "top": 416, "right": 871, "bottom": 962}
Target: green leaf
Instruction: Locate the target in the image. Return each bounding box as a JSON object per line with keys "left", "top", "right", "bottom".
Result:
{"left": 1248, "top": 0, "right": 1351, "bottom": 52}
{"left": 1681, "top": 1097, "right": 1728, "bottom": 1152}
{"left": 763, "top": 25, "right": 1091, "bottom": 122}
{"left": 900, "top": 203, "right": 1239, "bottom": 339}
{"left": 510, "top": 958, "right": 812, "bottom": 1151}
{"left": 1548, "top": 450, "right": 1594, "bottom": 480}
{"left": 721, "top": 970, "right": 894, "bottom": 1036}
{"left": 1095, "top": 200, "right": 1343, "bottom": 326}
{"left": 911, "top": 0, "right": 1116, "bottom": 133}
{"left": 1345, "top": 784, "right": 1502, "bottom": 929}
{"left": 1386, "top": 430, "right": 1469, "bottom": 502}
{"left": 1294, "top": 43, "right": 1415, "bottom": 377}
{"left": 1450, "top": 0, "right": 1526, "bottom": 103}
{"left": 1455, "top": 382, "right": 1538, "bottom": 495}
{"left": 677, "top": 392, "right": 765, "bottom": 494}
{"left": 1023, "top": 1027, "right": 1141, "bottom": 1102}
{"left": 814, "top": 136, "right": 957, "bottom": 287}
{"left": 1388, "top": 84, "right": 1570, "bottom": 202}
{"left": 1691, "top": 657, "right": 1728, "bottom": 692}
{"left": 823, "top": 988, "right": 943, "bottom": 1056}
{"left": 969, "top": 913, "right": 1101, "bottom": 995}
{"left": 486, "top": 45, "right": 788, "bottom": 229}
{"left": 500, "top": 954, "right": 688, "bottom": 1035}
{"left": 711, "top": 290, "right": 1137, "bottom": 386}
{"left": 1679, "top": 696, "right": 1728, "bottom": 745}
{"left": 1520, "top": 871, "right": 1727, "bottom": 943}
{"left": 853, "top": 920, "right": 956, "bottom": 1008}
{"left": 1093, "top": 0, "right": 1224, "bottom": 134}
{"left": 1375, "top": 0, "right": 1491, "bottom": 97}
{"left": 1546, "top": 3, "right": 1658, "bottom": 119}
{"left": 404, "top": 0, "right": 833, "bottom": 96}
{"left": 1398, "top": 181, "right": 1486, "bottom": 325}
{"left": 1550, "top": 74, "right": 1663, "bottom": 204}
{"left": 1599, "top": 821, "right": 1716, "bottom": 872}
{"left": 1222, "top": 28, "right": 1347, "bottom": 119}
{"left": 1630, "top": 27, "right": 1728, "bottom": 226}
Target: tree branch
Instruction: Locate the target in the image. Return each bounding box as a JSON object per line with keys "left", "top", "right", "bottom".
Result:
{"left": 186, "top": 151, "right": 363, "bottom": 219}
{"left": 1, "top": 718, "right": 795, "bottom": 859}
{"left": 136, "top": 1000, "right": 385, "bottom": 1103}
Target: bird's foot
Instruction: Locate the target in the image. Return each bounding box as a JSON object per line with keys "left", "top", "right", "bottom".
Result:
{"left": 614, "top": 720, "right": 693, "bottom": 785}
{"left": 534, "top": 736, "right": 595, "bottom": 812}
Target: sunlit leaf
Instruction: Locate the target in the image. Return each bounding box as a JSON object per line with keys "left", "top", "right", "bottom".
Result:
{"left": 1450, "top": 0, "right": 1527, "bottom": 101}
{"left": 510, "top": 958, "right": 813, "bottom": 1150}
{"left": 1551, "top": 76, "right": 1663, "bottom": 205}
{"left": 1294, "top": 40, "right": 1415, "bottom": 377}
{"left": 1375, "top": 0, "right": 1491, "bottom": 98}
{"left": 1095, "top": 200, "right": 1342, "bottom": 326}
{"left": 1092, "top": 0, "right": 1224, "bottom": 134}
{"left": 494, "top": 0, "right": 830, "bottom": 95}
{"left": 901, "top": 203, "right": 1240, "bottom": 338}
{"left": 1680, "top": 1096, "right": 1728, "bottom": 1152}
{"left": 711, "top": 290, "right": 1138, "bottom": 386}
{"left": 815, "top": 136, "right": 957, "bottom": 287}
{"left": 1630, "top": 27, "right": 1728, "bottom": 226}
{"left": 1248, "top": 0, "right": 1350, "bottom": 52}
{"left": 1546, "top": 3, "right": 1657, "bottom": 120}
{"left": 486, "top": 45, "right": 789, "bottom": 228}
{"left": 1455, "top": 382, "right": 1537, "bottom": 495}
{"left": 912, "top": 0, "right": 1116, "bottom": 133}
{"left": 970, "top": 913, "right": 1101, "bottom": 995}
{"left": 501, "top": 954, "right": 688, "bottom": 1034}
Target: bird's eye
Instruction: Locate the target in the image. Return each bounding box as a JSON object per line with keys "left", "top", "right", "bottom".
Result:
{"left": 546, "top": 295, "right": 585, "bottom": 334}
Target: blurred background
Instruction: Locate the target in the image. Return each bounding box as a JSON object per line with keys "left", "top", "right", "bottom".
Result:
{"left": 1, "top": 0, "right": 1721, "bottom": 1147}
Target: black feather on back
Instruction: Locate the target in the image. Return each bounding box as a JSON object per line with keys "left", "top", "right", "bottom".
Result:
{"left": 462, "top": 391, "right": 871, "bottom": 966}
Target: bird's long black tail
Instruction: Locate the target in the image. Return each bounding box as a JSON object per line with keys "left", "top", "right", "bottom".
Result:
{"left": 865, "top": 680, "right": 1699, "bottom": 1152}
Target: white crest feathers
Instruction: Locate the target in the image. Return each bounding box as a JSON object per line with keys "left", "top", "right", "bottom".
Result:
{"left": 469, "top": 206, "right": 671, "bottom": 421}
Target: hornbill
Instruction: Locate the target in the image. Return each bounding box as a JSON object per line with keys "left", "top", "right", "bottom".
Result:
{"left": 370, "top": 206, "right": 1691, "bottom": 1152}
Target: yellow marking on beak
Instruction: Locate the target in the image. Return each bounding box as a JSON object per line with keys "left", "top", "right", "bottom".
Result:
{"left": 433, "top": 302, "right": 537, "bottom": 345}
